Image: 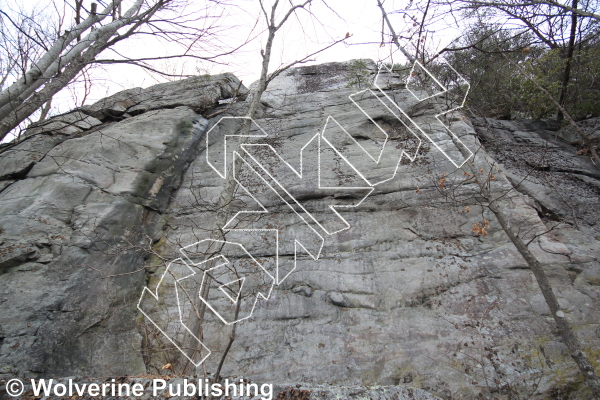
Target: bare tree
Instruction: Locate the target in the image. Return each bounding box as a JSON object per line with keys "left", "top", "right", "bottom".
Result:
{"left": 0, "top": 2, "right": 59, "bottom": 133}
{"left": 457, "top": 0, "right": 600, "bottom": 22}
{"left": 502, "top": 52, "right": 600, "bottom": 166}
{"left": 432, "top": 0, "right": 599, "bottom": 118}
{"left": 0, "top": 0, "right": 236, "bottom": 143}
{"left": 174, "top": 0, "right": 347, "bottom": 379}
{"left": 377, "top": 1, "right": 600, "bottom": 397}
{"left": 404, "top": 0, "right": 600, "bottom": 163}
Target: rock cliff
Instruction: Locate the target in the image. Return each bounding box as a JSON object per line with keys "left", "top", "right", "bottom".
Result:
{"left": 0, "top": 61, "right": 598, "bottom": 399}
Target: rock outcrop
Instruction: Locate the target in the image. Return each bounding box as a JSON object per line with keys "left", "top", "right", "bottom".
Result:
{"left": 0, "top": 61, "right": 598, "bottom": 399}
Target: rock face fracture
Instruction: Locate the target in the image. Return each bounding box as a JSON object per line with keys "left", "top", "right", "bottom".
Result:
{"left": 0, "top": 61, "right": 598, "bottom": 399}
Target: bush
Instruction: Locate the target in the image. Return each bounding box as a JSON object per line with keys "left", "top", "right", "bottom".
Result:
{"left": 443, "top": 23, "right": 600, "bottom": 121}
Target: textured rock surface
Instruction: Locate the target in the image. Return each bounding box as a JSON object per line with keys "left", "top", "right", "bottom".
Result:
{"left": 1, "top": 62, "right": 599, "bottom": 400}
{"left": 0, "top": 74, "right": 241, "bottom": 378}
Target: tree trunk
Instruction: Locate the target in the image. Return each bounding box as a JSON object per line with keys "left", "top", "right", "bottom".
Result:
{"left": 181, "top": 7, "right": 280, "bottom": 376}
{"left": 37, "top": 98, "right": 52, "bottom": 122}
{"left": 0, "top": 0, "right": 148, "bottom": 142}
{"left": 75, "top": 0, "right": 82, "bottom": 42}
{"left": 0, "top": 2, "right": 144, "bottom": 141}
{"left": 377, "top": 2, "right": 600, "bottom": 397}
{"left": 557, "top": 0, "right": 579, "bottom": 122}
{"left": 0, "top": 1, "right": 119, "bottom": 110}
{"left": 488, "top": 199, "right": 600, "bottom": 397}
{"left": 503, "top": 53, "right": 600, "bottom": 168}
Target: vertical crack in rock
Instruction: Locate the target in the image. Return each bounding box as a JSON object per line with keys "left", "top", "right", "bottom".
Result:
{"left": 0, "top": 75, "right": 238, "bottom": 378}
{"left": 0, "top": 63, "right": 598, "bottom": 399}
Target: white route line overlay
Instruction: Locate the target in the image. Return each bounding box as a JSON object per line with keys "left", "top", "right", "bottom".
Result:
{"left": 137, "top": 59, "right": 473, "bottom": 367}
{"left": 137, "top": 258, "right": 211, "bottom": 367}
{"left": 374, "top": 61, "right": 473, "bottom": 169}
{"left": 224, "top": 150, "right": 324, "bottom": 285}
{"left": 182, "top": 239, "right": 275, "bottom": 326}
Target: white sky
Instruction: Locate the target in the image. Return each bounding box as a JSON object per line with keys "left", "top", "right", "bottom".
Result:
{"left": 66, "top": 0, "right": 461, "bottom": 104}
{"left": 4, "top": 0, "right": 464, "bottom": 132}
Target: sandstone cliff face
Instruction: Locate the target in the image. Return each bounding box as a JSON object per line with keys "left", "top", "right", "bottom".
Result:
{"left": 0, "top": 61, "right": 598, "bottom": 399}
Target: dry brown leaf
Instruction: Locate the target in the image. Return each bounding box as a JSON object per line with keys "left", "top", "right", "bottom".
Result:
{"left": 439, "top": 172, "right": 447, "bottom": 189}
{"left": 472, "top": 219, "right": 490, "bottom": 236}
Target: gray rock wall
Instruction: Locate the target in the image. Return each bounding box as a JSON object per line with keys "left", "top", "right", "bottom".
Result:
{"left": 0, "top": 74, "right": 241, "bottom": 378}
{"left": 1, "top": 62, "right": 598, "bottom": 399}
